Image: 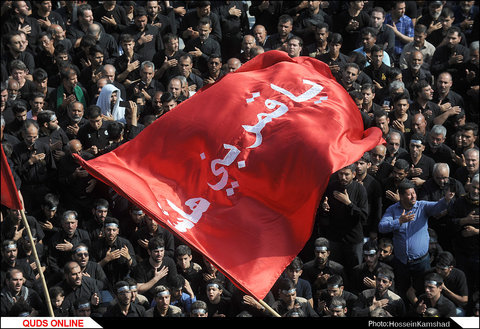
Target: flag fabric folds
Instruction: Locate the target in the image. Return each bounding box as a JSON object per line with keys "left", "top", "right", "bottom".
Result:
{"left": 1, "top": 145, "right": 23, "bottom": 210}
{"left": 75, "top": 50, "right": 383, "bottom": 300}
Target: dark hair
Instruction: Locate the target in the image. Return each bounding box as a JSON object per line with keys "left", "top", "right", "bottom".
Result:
{"left": 277, "top": 277, "right": 295, "bottom": 292}
{"left": 104, "top": 217, "right": 120, "bottom": 227}
{"left": 37, "top": 110, "right": 56, "bottom": 127}
{"left": 77, "top": 4, "right": 92, "bottom": 17}
{"left": 349, "top": 90, "right": 363, "bottom": 101}
{"left": 412, "top": 80, "right": 430, "bottom": 97}
{"left": 414, "top": 24, "right": 428, "bottom": 35}
{"left": 160, "top": 91, "right": 175, "bottom": 103}
{"left": 134, "top": 6, "right": 147, "bottom": 18}
{"left": 287, "top": 257, "right": 303, "bottom": 271}
{"left": 148, "top": 236, "right": 165, "bottom": 250}
{"left": 371, "top": 44, "right": 383, "bottom": 54}
{"left": 424, "top": 272, "right": 443, "bottom": 286}
{"left": 32, "top": 68, "right": 49, "bottom": 82}
{"left": 377, "top": 267, "right": 395, "bottom": 281}
{"left": 361, "top": 83, "right": 375, "bottom": 94}
{"left": 394, "top": 158, "right": 410, "bottom": 172}
{"left": 435, "top": 251, "right": 455, "bottom": 268}
{"left": 329, "top": 33, "right": 343, "bottom": 45}
{"left": 397, "top": 180, "right": 416, "bottom": 195}
{"left": 372, "top": 7, "right": 386, "bottom": 17}
{"left": 120, "top": 33, "right": 135, "bottom": 44}
{"left": 93, "top": 198, "right": 109, "bottom": 210}
{"left": 175, "top": 244, "right": 192, "bottom": 257}
{"left": 86, "top": 105, "right": 102, "bottom": 119}
{"left": 326, "top": 274, "right": 344, "bottom": 287}
{"left": 198, "top": 16, "right": 212, "bottom": 27}
{"left": 107, "top": 121, "right": 124, "bottom": 140}
{"left": 409, "top": 133, "right": 425, "bottom": 145}
{"left": 459, "top": 122, "right": 478, "bottom": 136}
{"left": 373, "top": 108, "right": 388, "bottom": 119}
{"left": 393, "top": 92, "right": 409, "bottom": 104}
{"left": 278, "top": 14, "right": 293, "bottom": 26}
{"left": 447, "top": 26, "right": 462, "bottom": 37}
{"left": 361, "top": 27, "right": 377, "bottom": 38}
{"left": 42, "top": 193, "right": 60, "bottom": 209}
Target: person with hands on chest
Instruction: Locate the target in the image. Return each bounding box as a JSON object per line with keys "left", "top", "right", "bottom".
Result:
{"left": 414, "top": 272, "right": 456, "bottom": 317}
{"left": 91, "top": 217, "right": 136, "bottom": 286}
{"left": 378, "top": 180, "right": 456, "bottom": 301}
{"left": 131, "top": 237, "right": 177, "bottom": 303}
{"left": 321, "top": 164, "right": 369, "bottom": 275}
{"left": 301, "top": 237, "right": 347, "bottom": 292}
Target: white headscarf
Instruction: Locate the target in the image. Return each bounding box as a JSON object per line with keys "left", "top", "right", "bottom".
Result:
{"left": 96, "top": 84, "right": 125, "bottom": 123}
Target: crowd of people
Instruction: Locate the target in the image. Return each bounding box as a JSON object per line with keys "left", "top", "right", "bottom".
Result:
{"left": 0, "top": 0, "right": 478, "bottom": 319}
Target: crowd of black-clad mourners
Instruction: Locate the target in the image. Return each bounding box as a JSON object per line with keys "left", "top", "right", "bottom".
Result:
{"left": 0, "top": 0, "right": 478, "bottom": 319}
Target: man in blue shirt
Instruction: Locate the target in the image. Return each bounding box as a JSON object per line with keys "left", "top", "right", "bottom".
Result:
{"left": 378, "top": 180, "right": 455, "bottom": 300}
{"left": 385, "top": 1, "right": 414, "bottom": 62}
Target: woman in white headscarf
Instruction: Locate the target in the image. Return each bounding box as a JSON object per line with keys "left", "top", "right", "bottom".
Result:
{"left": 96, "top": 84, "right": 126, "bottom": 123}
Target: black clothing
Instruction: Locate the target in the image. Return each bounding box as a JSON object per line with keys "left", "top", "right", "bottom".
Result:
{"left": 302, "top": 259, "right": 347, "bottom": 291}
{"left": 350, "top": 261, "right": 394, "bottom": 295}
{"left": 56, "top": 276, "right": 100, "bottom": 316}
{"left": 271, "top": 297, "right": 319, "bottom": 317}
{"left": 414, "top": 294, "right": 456, "bottom": 317}
{"left": 77, "top": 122, "right": 111, "bottom": 151}
{"left": 103, "top": 301, "right": 146, "bottom": 317}
{"left": 48, "top": 228, "right": 91, "bottom": 275}
{"left": 131, "top": 256, "right": 178, "bottom": 302}
{"left": 130, "top": 225, "right": 175, "bottom": 261}
{"left": 321, "top": 180, "right": 369, "bottom": 245}
{"left": 398, "top": 153, "right": 436, "bottom": 183}
{"left": 122, "top": 24, "right": 163, "bottom": 62}
{"left": 183, "top": 36, "right": 221, "bottom": 75}
{"left": 353, "top": 288, "right": 406, "bottom": 317}
{"left": 90, "top": 236, "right": 136, "bottom": 286}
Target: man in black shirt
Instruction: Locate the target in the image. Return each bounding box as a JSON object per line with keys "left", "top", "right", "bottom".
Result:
{"left": 352, "top": 267, "right": 405, "bottom": 317}
{"left": 320, "top": 164, "right": 369, "bottom": 274}
{"left": 180, "top": 1, "right": 222, "bottom": 44}
{"left": 364, "top": 45, "right": 390, "bottom": 91}
{"left": 56, "top": 261, "right": 100, "bottom": 316}
{"left": 131, "top": 237, "right": 178, "bottom": 303}
{"left": 430, "top": 26, "right": 470, "bottom": 81}
{"left": 183, "top": 17, "right": 221, "bottom": 76}
{"left": 103, "top": 281, "right": 145, "bottom": 317}
{"left": 122, "top": 6, "right": 163, "bottom": 62}
{"left": 77, "top": 105, "right": 110, "bottom": 155}
{"left": 424, "top": 125, "right": 456, "bottom": 170}
{"left": 263, "top": 14, "right": 295, "bottom": 52}
{"left": 91, "top": 217, "right": 136, "bottom": 287}
{"left": 11, "top": 119, "right": 56, "bottom": 212}
{"left": 301, "top": 237, "right": 348, "bottom": 292}
{"left": 398, "top": 134, "right": 436, "bottom": 189}
{"left": 414, "top": 272, "right": 456, "bottom": 317}
{"left": 48, "top": 210, "right": 91, "bottom": 278}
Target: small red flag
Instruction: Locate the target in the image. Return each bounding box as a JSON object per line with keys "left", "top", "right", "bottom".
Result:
{"left": 1, "top": 145, "right": 23, "bottom": 210}
{"left": 75, "top": 50, "right": 383, "bottom": 300}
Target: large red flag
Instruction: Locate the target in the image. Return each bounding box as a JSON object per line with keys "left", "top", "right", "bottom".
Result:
{"left": 1, "top": 145, "right": 23, "bottom": 210}
{"left": 75, "top": 50, "right": 383, "bottom": 300}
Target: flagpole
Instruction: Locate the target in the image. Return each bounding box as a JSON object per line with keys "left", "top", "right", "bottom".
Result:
{"left": 258, "top": 299, "right": 281, "bottom": 317}
{"left": 20, "top": 209, "right": 54, "bottom": 317}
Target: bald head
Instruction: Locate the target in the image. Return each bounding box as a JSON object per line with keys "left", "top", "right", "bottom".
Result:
{"left": 68, "top": 139, "right": 82, "bottom": 154}
{"left": 226, "top": 58, "right": 241, "bottom": 72}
